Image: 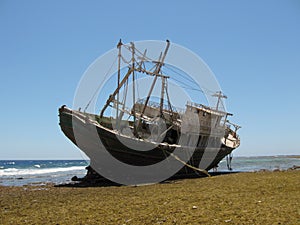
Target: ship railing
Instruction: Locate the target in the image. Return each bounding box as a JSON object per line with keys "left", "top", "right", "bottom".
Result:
{"left": 136, "top": 98, "right": 184, "bottom": 115}
{"left": 186, "top": 101, "right": 229, "bottom": 116}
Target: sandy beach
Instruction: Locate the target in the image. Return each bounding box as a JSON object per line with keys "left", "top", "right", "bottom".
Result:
{"left": 0, "top": 170, "right": 299, "bottom": 224}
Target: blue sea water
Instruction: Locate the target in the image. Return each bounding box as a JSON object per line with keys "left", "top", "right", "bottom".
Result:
{"left": 217, "top": 156, "right": 300, "bottom": 172}
{"left": 0, "top": 156, "right": 299, "bottom": 186}
{"left": 0, "top": 160, "right": 89, "bottom": 186}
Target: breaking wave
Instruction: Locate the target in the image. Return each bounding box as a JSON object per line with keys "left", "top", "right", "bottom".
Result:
{"left": 0, "top": 166, "right": 86, "bottom": 176}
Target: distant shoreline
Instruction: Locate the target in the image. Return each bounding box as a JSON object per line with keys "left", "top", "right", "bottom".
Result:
{"left": 233, "top": 154, "right": 300, "bottom": 159}
{"left": 278, "top": 155, "right": 300, "bottom": 159}
{"left": 1, "top": 155, "right": 300, "bottom": 161}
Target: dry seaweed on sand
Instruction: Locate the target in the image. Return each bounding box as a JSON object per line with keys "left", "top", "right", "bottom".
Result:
{"left": 0, "top": 171, "right": 299, "bottom": 224}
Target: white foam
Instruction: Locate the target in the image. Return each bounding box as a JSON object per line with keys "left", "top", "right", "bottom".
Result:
{"left": 0, "top": 166, "right": 86, "bottom": 176}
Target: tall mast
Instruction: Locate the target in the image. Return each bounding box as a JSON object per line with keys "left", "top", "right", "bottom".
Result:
{"left": 212, "top": 91, "right": 227, "bottom": 111}
{"left": 116, "top": 39, "right": 122, "bottom": 128}
{"left": 139, "top": 40, "right": 170, "bottom": 119}
{"left": 160, "top": 76, "right": 166, "bottom": 117}
{"left": 131, "top": 42, "right": 137, "bottom": 134}
{"left": 100, "top": 40, "right": 171, "bottom": 121}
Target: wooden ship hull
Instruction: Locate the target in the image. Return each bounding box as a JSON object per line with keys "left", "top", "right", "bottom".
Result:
{"left": 59, "top": 105, "right": 239, "bottom": 181}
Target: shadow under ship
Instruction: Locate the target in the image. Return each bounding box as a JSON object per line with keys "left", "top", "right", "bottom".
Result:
{"left": 59, "top": 40, "right": 241, "bottom": 184}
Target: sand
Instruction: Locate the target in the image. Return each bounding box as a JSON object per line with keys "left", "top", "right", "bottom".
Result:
{"left": 0, "top": 170, "right": 299, "bottom": 224}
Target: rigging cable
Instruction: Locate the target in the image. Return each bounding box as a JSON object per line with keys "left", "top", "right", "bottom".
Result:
{"left": 167, "top": 77, "right": 205, "bottom": 93}
{"left": 165, "top": 150, "right": 211, "bottom": 177}
{"left": 163, "top": 65, "right": 219, "bottom": 95}
{"left": 123, "top": 44, "right": 153, "bottom": 62}
{"left": 160, "top": 68, "right": 204, "bottom": 93}
{"left": 84, "top": 55, "right": 118, "bottom": 112}
{"left": 164, "top": 65, "right": 197, "bottom": 84}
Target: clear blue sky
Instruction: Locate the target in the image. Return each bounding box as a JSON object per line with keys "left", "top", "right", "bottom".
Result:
{"left": 0, "top": 0, "right": 299, "bottom": 159}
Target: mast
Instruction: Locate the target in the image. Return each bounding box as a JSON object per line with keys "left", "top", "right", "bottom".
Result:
{"left": 100, "top": 40, "right": 171, "bottom": 122}
{"left": 131, "top": 42, "right": 137, "bottom": 134}
{"left": 212, "top": 91, "right": 227, "bottom": 111}
{"left": 116, "top": 39, "right": 122, "bottom": 128}
{"left": 139, "top": 40, "right": 170, "bottom": 119}
{"left": 160, "top": 76, "right": 166, "bottom": 117}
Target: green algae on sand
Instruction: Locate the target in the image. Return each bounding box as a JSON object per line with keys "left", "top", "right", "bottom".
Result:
{"left": 0, "top": 171, "right": 299, "bottom": 224}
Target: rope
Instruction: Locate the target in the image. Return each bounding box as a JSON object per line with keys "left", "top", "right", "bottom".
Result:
{"left": 164, "top": 65, "right": 197, "bottom": 84}
{"left": 123, "top": 44, "right": 153, "bottom": 62}
{"left": 84, "top": 55, "right": 118, "bottom": 112}
{"left": 166, "top": 150, "right": 211, "bottom": 177}
{"left": 121, "top": 55, "right": 131, "bottom": 64}
{"left": 168, "top": 81, "right": 204, "bottom": 93}
{"left": 162, "top": 65, "right": 218, "bottom": 95}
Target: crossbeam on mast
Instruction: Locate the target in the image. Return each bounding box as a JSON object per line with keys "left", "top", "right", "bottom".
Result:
{"left": 212, "top": 91, "right": 227, "bottom": 111}
{"left": 134, "top": 67, "right": 170, "bottom": 78}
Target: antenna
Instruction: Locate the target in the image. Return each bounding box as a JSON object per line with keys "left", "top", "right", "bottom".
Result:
{"left": 212, "top": 91, "right": 227, "bottom": 111}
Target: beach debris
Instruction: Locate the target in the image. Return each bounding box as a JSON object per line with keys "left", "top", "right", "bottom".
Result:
{"left": 288, "top": 165, "right": 300, "bottom": 170}
{"left": 122, "top": 218, "right": 132, "bottom": 224}
{"left": 155, "top": 217, "right": 167, "bottom": 223}
{"left": 32, "top": 188, "right": 49, "bottom": 191}
{"left": 224, "top": 219, "right": 232, "bottom": 223}
{"left": 192, "top": 205, "right": 198, "bottom": 209}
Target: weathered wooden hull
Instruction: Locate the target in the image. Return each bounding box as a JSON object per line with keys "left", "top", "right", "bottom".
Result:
{"left": 59, "top": 106, "right": 235, "bottom": 182}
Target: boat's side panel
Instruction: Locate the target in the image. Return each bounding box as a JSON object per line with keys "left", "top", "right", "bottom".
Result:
{"left": 59, "top": 107, "right": 234, "bottom": 178}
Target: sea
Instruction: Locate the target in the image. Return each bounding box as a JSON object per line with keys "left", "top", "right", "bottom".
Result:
{"left": 0, "top": 156, "right": 299, "bottom": 186}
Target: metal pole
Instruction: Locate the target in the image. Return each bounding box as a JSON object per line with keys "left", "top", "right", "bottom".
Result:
{"left": 116, "top": 39, "right": 122, "bottom": 127}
